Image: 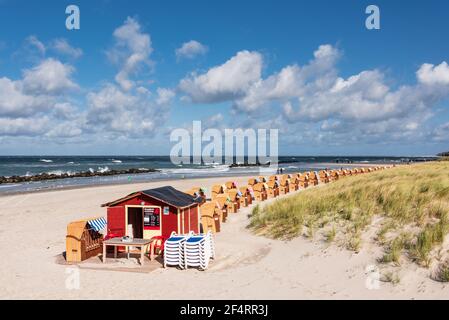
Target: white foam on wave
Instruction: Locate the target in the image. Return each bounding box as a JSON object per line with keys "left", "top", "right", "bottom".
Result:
{"left": 0, "top": 184, "right": 22, "bottom": 188}
{"left": 161, "top": 164, "right": 230, "bottom": 175}
{"left": 39, "top": 159, "right": 53, "bottom": 163}
{"left": 98, "top": 166, "right": 110, "bottom": 173}
{"left": 47, "top": 170, "right": 69, "bottom": 176}
{"left": 111, "top": 159, "right": 122, "bottom": 163}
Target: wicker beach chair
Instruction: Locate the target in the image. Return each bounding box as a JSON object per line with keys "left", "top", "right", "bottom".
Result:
{"left": 298, "top": 173, "right": 309, "bottom": 188}
{"left": 267, "top": 180, "right": 280, "bottom": 198}
{"left": 309, "top": 171, "right": 319, "bottom": 186}
{"left": 319, "top": 170, "right": 330, "bottom": 184}
{"left": 211, "top": 184, "right": 225, "bottom": 200}
{"left": 185, "top": 187, "right": 207, "bottom": 204}
{"left": 287, "top": 174, "right": 299, "bottom": 191}
{"left": 330, "top": 170, "right": 340, "bottom": 181}
{"left": 253, "top": 182, "right": 268, "bottom": 201}
{"left": 279, "top": 175, "right": 290, "bottom": 195}
{"left": 200, "top": 201, "right": 222, "bottom": 233}
{"left": 225, "top": 181, "right": 238, "bottom": 190}
{"left": 239, "top": 186, "right": 254, "bottom": 206}
{"left": 214, "top": 194, "right": 231, "bottom": 222}
{"left": 248, "top": 178, "right": 259, "bottom": 187}
{"left": 225, "top": 190, "right": 241, "bottom": 213}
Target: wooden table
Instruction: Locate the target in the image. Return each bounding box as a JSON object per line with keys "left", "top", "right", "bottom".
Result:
{"left": 103, "top": 237, "right": 152, "bottom": 266}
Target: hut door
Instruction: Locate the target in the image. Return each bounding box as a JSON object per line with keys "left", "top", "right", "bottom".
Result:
{"left": 127, "top": 207, "right": 143, "bottom": 238}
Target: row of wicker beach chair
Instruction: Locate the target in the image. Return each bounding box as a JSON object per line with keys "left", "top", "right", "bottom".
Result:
{"left": 185, "top": 166, "right": 393, "bottom": 235}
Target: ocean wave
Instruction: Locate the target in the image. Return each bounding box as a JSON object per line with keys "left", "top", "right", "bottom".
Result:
{"left": 39, "top": 159, "right": 53, "bottom": 163}
{"left": 161, "top": 165, "right": 230, "bottom": 175}
{"left": 98, "top": 166, "right": 110, "bottom": 173}
{"left": 203, "top": 162, "right": 220, "bottom": 166}
{"left": 0, "top": 184, "right": 22, "bottom": 188}
{"left": 111, "top": 159, "right": 122, "bottom": 163}
{"left": 47, "top": 170, "right": 74, "bottom": 176}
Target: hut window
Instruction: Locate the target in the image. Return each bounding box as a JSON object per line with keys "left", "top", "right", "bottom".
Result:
{"left": 144, "top": 207, "right": 160, "bottom": 228}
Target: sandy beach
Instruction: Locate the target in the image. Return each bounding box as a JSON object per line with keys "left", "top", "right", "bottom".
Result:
{"left": 0, "top": 175, "right": 448, "bottom": 299}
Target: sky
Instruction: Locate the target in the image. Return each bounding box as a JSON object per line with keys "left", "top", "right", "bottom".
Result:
{"left": 0, "top": 0, "right": 448, "bottom": 156}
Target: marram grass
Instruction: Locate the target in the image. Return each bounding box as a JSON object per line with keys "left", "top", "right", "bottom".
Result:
{"left": 249, "top": 162, "right": 449, "bottom": 269}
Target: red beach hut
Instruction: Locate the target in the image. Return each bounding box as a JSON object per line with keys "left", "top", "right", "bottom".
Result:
{"left": 102, "top": 186, "right": 201, "bottom": 240}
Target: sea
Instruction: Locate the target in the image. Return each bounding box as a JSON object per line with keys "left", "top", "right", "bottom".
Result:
{"left": 0, "top": 155, "right": 435, "bottom": 194}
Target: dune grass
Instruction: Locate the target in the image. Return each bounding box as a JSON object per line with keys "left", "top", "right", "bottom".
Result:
{"left": 249, "top": 162, "right": 449, "bottom": 269}
{"left": 436, "top": 262, "right": 449, "bottom": 282}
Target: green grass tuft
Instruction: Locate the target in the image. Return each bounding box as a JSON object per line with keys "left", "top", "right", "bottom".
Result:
{"left": 436, "top": 262, "right": 449, "bottom": 282}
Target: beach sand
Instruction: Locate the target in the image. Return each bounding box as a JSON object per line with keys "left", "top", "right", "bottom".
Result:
{"left": 0, "top": 175, "right": 447, "bottom": 299}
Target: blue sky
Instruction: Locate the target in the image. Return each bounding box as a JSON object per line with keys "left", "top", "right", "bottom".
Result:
{"left": 0, "top": 0, "right": 448, "bottom": 156}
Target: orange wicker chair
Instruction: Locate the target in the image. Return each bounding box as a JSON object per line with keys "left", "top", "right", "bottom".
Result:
{"left": 298, "top": 173, "right": 309, "bottom": 188}
{"left": 253, "top": 182, "right": 268, "bottom": 201}
{"left": 225, "top": 190, "right": 241, "bottom": 213}
{"left": 211, "top": 184, "right": 225, "bottom": 200}
{"left": 309, "top": 171, "right": 319, "bottom": 186}
{"left": 200, "top": 201, "right": 222, "bottom": 233}
{"left": 319, "top": 170, "right": 330, "bottom": 184}
{"left": 279, "top": 175, "right": 290, "bottom": 195}
{"left": 238, "top": 186, "right": 253, "bottom": 207}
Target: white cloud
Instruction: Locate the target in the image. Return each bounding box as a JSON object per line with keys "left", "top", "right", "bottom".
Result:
{"left": 181, "top": 44, "right": 449, "bottom": 146}
{"left": 432, "top": 122, "right": 449, "bottom": 142}
{"left": 0, "top": 116, "right": 50, "bottom": 136}
{"left": 53, "top": 102, "right": 79, "bottom": 120}
{"left": 234, "top": 65, "right": 303, "bottom": 112}
{"left": 233, "top": 45, "right": 340, "bottom": 112}
{"left": 417, "top": 61, "right": 449, "bottom": 85}
{"left": 176, "top": 40, "right": 208, "bottom": 60}
{"left": 0, "top": 77, "right": 51, "bottom": 117}
{"left": 50, "top": 38, "right": 83, "bottom": 59}
{"left": 22, "top": 58, "right": 78, "bottom": 94}
{"left": 0, "top": 58, "right": 77, "bottom": 118}
{"left": 108, "top": 17, "right": 153, "bottom": 91}
{"left": 86, "top": 84, "right": 170, "bottom": 137}
{"left": 179, "top": 50, "right": 262, "bottom": 103}
{"left": 0, "top": 55, "right": 82, "bottom": 138}
{"left": 0, "top": 27, "right": 176, "bottom": 143}
{"left": 156, "top": 88, "right": 175, "bottom": 105}
{"left": 45, "top": 120, "right": 84, "bottom": 138}
{"left": 25, "top": 35, "right": 46, "bottom": 55}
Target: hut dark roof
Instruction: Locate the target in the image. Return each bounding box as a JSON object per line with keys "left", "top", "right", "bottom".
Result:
{"left": 102, "top": 186, "right": 200, "bottom": 208}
